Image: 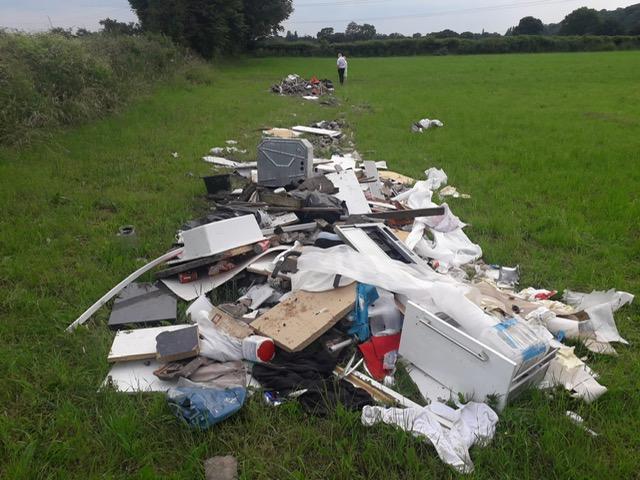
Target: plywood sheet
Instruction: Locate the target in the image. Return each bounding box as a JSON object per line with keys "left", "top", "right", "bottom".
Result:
{"left": 250, "top": 284, "right": 356, "bottom": 352}
{"left": 379, "top": 170, "right": 415, "bottom": 185}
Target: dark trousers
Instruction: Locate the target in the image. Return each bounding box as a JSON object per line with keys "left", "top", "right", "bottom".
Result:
{"left": 338, "top": 68, "right": 345, "bottom": 85}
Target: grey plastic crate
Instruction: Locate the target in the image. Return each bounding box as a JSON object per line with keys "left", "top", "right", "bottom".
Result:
{"left": 257, "top": 138, "right": 314, "bottom": 187}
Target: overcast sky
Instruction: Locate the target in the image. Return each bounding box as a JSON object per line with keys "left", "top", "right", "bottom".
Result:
{"left": 0, "top": 0, "right": 636, "bottom": 35}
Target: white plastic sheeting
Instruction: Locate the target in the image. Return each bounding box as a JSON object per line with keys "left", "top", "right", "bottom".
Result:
{"left": 362, "top": 402, "right": 498, "bottom": 474}
{"left": 540, "top": 346, "right": 607, "bottom": 403}
{"left": 424, "top": 167, "right": 448, "bottom": 191}
{"left": 187, "top": 296, "right": 244, "bottom": 362}
{"left": 294, "top": 245, "right": 498, "bottom": 338}
{"left": 563, "top": 290, "right": 634, "bottom": 345}
{"left": 393, "top": 172, "right": 481, "bottom": 272}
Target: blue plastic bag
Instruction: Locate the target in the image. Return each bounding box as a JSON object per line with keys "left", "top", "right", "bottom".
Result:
{"left": 348, "top": 283, "right": 379, "bottom": 342}
{"left": 167, "top": 386, "right": 246, "bottom": 429}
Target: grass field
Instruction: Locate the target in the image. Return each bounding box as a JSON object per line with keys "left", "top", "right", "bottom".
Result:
{"left": 1, "top": 51, "right": 639, "bottom": 479}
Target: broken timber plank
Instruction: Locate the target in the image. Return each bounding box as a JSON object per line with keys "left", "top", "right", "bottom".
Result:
{"left": 379, "top": 170, "right": 415, "bottom": 185}
{"left": 250, "top": 284, "right": 356, "bottom": 352}
{"left": 291, "top": 125, "right": 341, "bottom": 138}
{"left": 156, "top": 325, "right": 200, "bottom": 362}
{"left": 362, "top": 207, "right": 445, "bottom": 221}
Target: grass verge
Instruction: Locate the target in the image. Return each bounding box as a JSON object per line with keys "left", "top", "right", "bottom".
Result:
{"left": 0, "top": 51, "right": 638, "bottom": 479}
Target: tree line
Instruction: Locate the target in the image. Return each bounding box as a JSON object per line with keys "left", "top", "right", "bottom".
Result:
{"left": 30, "top": 2, "right": 640, "bottom": 59}
{"left": 279, "top": 4, "right": 640, "bottom": 44}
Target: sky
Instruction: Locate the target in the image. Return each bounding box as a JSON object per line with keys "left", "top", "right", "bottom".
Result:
{"left": 0, "top": 0, "right": 636, "bottom": 35}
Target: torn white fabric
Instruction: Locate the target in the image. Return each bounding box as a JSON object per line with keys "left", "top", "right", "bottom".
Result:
{"left": 563, "top": 290, "right": 633, "bottom": 344}
{"left": 294, "top": 245, "right": 497, "bottom": 338}
{"left": 540, "top": 346, "right": 607, "bottom": 403}
{"left": 361, "top": 402, "right": 498, "bottom": 474}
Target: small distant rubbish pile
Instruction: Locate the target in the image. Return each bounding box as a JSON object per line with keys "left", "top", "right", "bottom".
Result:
{"left": 68, "top": 119, "right": 634, "bottom": 474}
{"left": 412, "top": 117, "right": 444, "bottom": 133}
{"left": 272, "top": 74, "right": 334, "bottom": 100}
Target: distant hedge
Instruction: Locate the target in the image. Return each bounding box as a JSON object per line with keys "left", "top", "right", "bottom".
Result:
{"left": 0, "top": 31, "right": 194, "bottom": 146}
{"left": 254, "top": 35, "right": 640, "bottom": 57}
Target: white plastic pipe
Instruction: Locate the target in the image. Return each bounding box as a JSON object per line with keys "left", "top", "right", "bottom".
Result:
{"left": 66, "top": 248, "right": 183, "bottom": 332}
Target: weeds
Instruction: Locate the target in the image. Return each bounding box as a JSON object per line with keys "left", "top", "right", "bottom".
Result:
{"left": 0, "top": 31, "right": 194, "bottom": 146}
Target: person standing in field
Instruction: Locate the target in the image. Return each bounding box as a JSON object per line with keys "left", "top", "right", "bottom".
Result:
{"left": 337, "top": 53, "right": 348, "bottom": 85}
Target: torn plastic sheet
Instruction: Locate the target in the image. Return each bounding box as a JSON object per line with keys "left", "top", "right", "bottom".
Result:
{"left": 238, "top": 284, "right": 278, "bottom": 310}
{"left": 162, "top": 246, "right": 289, "bottom": 301}
{"left": 392, "top": 175, "right": 478, "bottom": 271}
{"left": 293, "top": 245, "right": 498, "bottom": 338}
{"left": 540, "top": 346, "right": 607, "bottom": 403}
{"left": 361, "top": 401, "right": 498, "bottom": 474}
{"left": 413, "top": 229, "right": 482, "bottom": 272}
{"left": 563, "top": 289, "right": 633, "bottom": 345}
{"left": 188, "top": 298, "right": 244, "bottom": 362}
{"left": 424, "top": 168, "right": 448, "bottom": 191}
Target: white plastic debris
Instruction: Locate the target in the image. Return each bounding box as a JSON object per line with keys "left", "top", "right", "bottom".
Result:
{"left": 540, "top": 346, "right": 607, "bottom": 403}
{"left": 566, "top": 411, "right": 598, "bottom": 437}
{"left": 361, "top": 402, "right": 498, "bottom": 474}
{"left": 424, "top": 168, "right": 448, "bottom": 191}
{"left": 563, "top": 290, "right": 633, "bottom": 345}
{"left": 439, "top": 185, "right": 471, "bottom": 199}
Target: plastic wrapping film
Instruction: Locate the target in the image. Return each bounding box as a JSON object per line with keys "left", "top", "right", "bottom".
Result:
{"left": 294, "top": 245, "right": 497, "bottom": 338}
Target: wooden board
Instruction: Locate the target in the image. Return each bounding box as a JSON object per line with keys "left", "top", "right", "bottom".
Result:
{"left": 250, "top": 284, "right": 356, "bottom": 352}
{"left": 391, "top": 228, "right": 411, "bottom": 243}
{"left": 379, "top": 170, "right": 415, "bottom": 185}
{"left": 210, "top": 307, "right": 253, "bottom": 339}
{"left": 156, "top": 325, "right": 200, "bottom": 362}
{"left": 107, "top": 325, "right": 191, "bottom": 363}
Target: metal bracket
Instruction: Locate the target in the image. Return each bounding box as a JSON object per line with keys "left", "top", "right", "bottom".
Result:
{"left": 417, "top": 317, "right": 489, "bottom": 362}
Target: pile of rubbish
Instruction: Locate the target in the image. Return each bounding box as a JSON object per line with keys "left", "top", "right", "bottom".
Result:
{"left": 68, "top": 120, "right": 634, "bottom": 474}
{"left": 272, "top": 74, "right": 334, "bottom": 100}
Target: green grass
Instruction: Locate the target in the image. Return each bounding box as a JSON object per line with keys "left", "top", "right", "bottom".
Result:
{"left": 1, "top": 51, "right": 639, "bottom": 479}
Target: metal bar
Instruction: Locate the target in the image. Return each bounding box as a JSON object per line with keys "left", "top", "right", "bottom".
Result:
{"left": 362, "top": 207, "right": 445, "bottom": 220}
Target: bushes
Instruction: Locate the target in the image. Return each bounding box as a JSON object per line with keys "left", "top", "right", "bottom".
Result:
{"left": 0, "top": 31, "right": 192, "bottom": 146}
{"left": 254, "top": 35, "right": 640, "bottom": 57}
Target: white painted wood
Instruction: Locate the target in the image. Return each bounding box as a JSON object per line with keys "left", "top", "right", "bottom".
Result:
{"left": 363, "top": 161, "right": 384, "bottom": 199}
{"left": 107, "top": 324, "right": 192, "bottom": 362}
{"left": 291, "top": 125, "right": 341, "bottom": 138}
{"left": 66, "top": 249, "right": 183, "bottom": 332}
{"left": 326, "top": 170, "right": 372, "bottom": 215}
{"left": 102, "top": 360, "right": 176, "bottom": 393}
